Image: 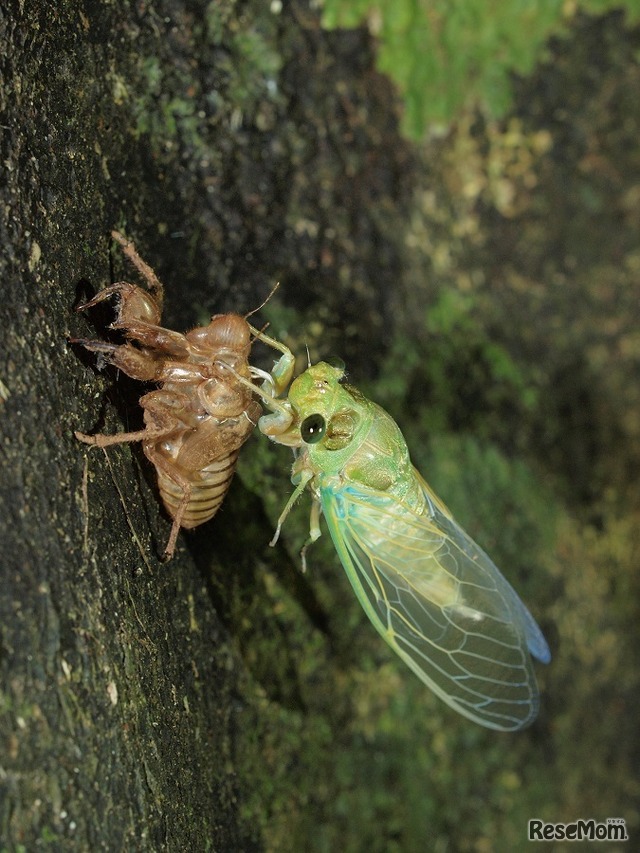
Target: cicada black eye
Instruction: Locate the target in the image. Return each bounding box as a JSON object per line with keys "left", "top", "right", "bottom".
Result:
{"left": 326, "top": 355, "right": 345, "bottom": 373}
{"left": 301, "top": 413, "right": 326, "bottom": 444}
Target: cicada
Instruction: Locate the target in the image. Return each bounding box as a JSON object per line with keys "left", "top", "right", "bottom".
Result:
{"left": 253, "top": 356, "right": 551, "bottom": 731}
{"left": 74, "top": 230, "right": 289, "bottom": 560}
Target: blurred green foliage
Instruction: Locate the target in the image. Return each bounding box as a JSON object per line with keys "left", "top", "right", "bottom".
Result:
{"left": 373, "top": 288, "right": 539, "bottom": 449}
{"left": 323, "top": 0, "right": 640, "bottom": 136}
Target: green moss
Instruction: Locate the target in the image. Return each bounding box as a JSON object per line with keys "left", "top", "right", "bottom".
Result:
{"left": 323, "top": 0, "right": 640, "bottom": 135}
{"left": 126, "top": 2, "right": 282, "bottom": 157}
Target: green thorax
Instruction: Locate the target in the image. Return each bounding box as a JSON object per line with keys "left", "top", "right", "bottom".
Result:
{"left": 288, "top": 362, "right": 422, "bottom": 505}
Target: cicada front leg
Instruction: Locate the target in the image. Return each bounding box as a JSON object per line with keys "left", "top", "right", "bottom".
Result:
{"left": 111, "top": 229, "right": 164, "bottom": 312}
{"left": 267, "top": 461, "right": 316, "bottom": 549}
{"left": 247, "top": 325, "right": 295, "bottom": 392}
{"left": 223, "top": 325, "right": 299, "bottom": 441}
{"left": 269, "top": 453, "right": 323, "bottom": 569}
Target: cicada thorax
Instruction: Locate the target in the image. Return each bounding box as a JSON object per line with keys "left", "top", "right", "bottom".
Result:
{"left": 185, "top": 313, "right": 253, "bottom": 364}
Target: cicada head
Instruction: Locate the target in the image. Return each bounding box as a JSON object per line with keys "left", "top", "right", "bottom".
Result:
{"left": 288, "top": 362, "right": 372, "bottom": 457}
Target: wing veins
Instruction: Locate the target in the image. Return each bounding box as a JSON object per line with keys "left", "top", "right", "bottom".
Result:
{"left": 322, "top": 482, "right": 544, "bottom": 730}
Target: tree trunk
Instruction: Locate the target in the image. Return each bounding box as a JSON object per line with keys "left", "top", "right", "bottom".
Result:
{"left": 0, "top": 1, "right": 410, "bottom": 848}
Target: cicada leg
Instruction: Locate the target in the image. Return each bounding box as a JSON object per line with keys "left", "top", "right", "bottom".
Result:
{"left": 142, "top": 443, "right": 192, "bottom": 561}
{"left": 217, "top": 327, "right": 298, "bottom": 442}
{"left": 269, "top": 466, "right": 314, "bottom": 547}
{"left": 247, "top": 324, "right": 296, "bottom": 395}
{"left": 111, "top": 229, "right": 164, "bottom": 311}
{"left": 70, "top": 337, "right": 168, "bottom": 381}
{"left": 74, "top": 423, "right": 161, "bottom": 448}
{"left": 247, "top": 341, "right": 298, "bottom": 441}
{"left": 300, "top": 496, "right": 322, "bottom": 573}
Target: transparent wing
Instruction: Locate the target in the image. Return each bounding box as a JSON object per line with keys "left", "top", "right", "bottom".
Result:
{"left": 320, "top": 471, "right": 550, "bottom": 731}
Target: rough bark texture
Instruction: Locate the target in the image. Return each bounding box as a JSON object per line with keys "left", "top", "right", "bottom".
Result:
{"left": 0, "top": 1, "right": 411, "bottom": 848}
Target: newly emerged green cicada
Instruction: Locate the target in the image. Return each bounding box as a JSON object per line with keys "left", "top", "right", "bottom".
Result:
{"left": 249, "top": 352, "right": 551, "bottom": 731}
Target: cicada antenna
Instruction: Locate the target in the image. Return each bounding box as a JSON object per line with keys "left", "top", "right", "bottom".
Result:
{"left": 245, "top": 281, "right": 280, "bottom": 320}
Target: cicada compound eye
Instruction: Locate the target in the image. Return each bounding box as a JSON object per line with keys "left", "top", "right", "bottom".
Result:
{"left": 326, "top": 355, "right": 345, "bottom": 373}
{"left": 300, "top": 413, "right": 326, "bottom": 444}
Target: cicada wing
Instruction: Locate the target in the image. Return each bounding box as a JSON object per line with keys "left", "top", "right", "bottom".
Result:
{"left": 415, "top": 471, "right": 551, "bottom": 666}
{"left": 320, "top": 476, "right": 550, "bottom": 731}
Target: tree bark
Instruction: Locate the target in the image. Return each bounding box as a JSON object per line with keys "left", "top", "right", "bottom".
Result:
{"left": 0, "top": 1, "right": 411, "bottom": 848}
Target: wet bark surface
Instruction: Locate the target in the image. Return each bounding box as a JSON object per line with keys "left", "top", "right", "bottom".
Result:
{"left": 0, "top": 1, "right": 411, "bottom": 848}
